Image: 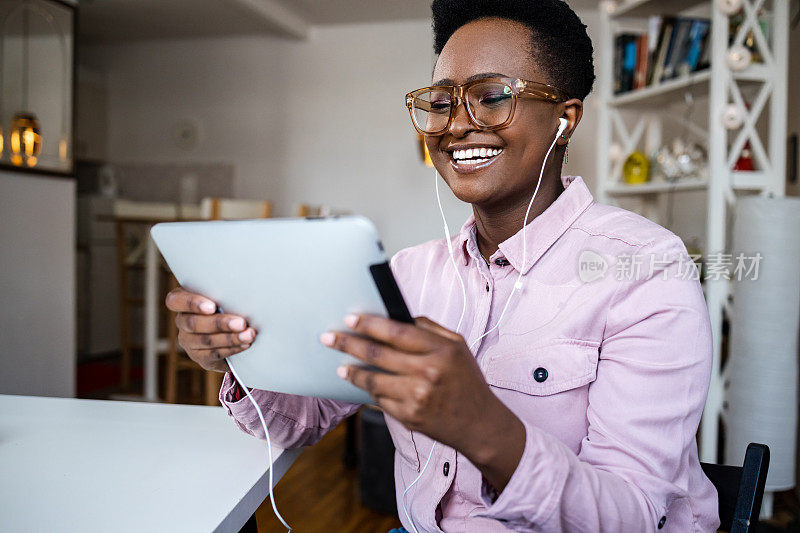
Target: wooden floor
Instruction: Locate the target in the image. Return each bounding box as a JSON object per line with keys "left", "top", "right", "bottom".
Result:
{"left": 255, "top": 423, "right": 402, "bottom": 532}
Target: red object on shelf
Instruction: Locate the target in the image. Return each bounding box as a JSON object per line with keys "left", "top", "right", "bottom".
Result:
{"left": 733, "top": 141, "right": 755, "bottom": 171}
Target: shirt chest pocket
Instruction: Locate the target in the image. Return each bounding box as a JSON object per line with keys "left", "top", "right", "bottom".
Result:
{"left": 484, "top": 339, "right": 599, "bottom": 396}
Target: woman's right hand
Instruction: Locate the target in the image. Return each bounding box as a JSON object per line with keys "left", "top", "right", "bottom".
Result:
{"left": 165, "top": 287, "right": 257, "bottom": 373}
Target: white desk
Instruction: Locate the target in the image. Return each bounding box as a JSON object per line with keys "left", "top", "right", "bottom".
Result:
{"left": 0, "top": 395, "right": 300, "bottom": 532}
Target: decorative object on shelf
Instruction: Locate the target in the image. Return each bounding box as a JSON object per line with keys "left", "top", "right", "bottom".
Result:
{"left": 0, "top": 0, "right": 75, "bottom": 176}
{"left": 9, "top": 112, "right": 40, "bottom": 167}
{"left": 417, "top": 133, "right": 433, "bottom": 167}
{"left": 722, "top": 102, "right": 745, "bottom": 129}
{"left": 653, "top": 139, "right": 707, "bottom": 181}
{"left": 729, "top": 10, "right": 772, "bottom": 64}
{"left": 733, "top": 141, "right": 755, "bottom": 171}
{"left": 726, "top": 43, "right": 752, "bottom": 71}
{"left": 716, "top": 0, "right": 742, "bottom": 15}
{"left": 622, "top": 151, "right": 650, "bottom": 184}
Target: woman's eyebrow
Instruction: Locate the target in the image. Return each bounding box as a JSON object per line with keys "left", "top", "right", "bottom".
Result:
{"left": 431, "top": 72, "right": 507, "bottom": 86}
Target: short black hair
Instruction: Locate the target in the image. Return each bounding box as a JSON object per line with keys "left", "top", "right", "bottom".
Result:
{"left": 431, "top": 0, "right": 595, "bottom": 101}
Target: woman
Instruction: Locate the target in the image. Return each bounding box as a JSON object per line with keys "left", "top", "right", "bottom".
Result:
{"left": 166, "top": 1, "right": 719, "bottom": 531}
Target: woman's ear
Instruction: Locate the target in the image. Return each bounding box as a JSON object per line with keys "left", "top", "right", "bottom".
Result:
{"left": 558, "top": 98, "right": 583, "bottom": 146}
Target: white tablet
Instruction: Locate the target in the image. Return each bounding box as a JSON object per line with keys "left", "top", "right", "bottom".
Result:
{"left": 151, "top": 216, "right": 412, "bottom": 404}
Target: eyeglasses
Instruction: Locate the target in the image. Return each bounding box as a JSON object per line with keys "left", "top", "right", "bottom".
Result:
{"left": 405, "top": 77, "right": 568, "bottom": 136}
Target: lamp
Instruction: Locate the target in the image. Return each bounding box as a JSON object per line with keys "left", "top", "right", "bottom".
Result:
{"left": 417, "top": 133, "right": 433, "bottom": 167}
{"left": 10, "top": 112, "right": 41, "bottom": 167}
{"left": 9, "top": 0, "right": 43, "bottom": 168}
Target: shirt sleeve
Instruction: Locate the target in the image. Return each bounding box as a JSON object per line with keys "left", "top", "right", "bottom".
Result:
{"left": 219, "top": 372, "right": 361, "bottom": 448}
{"left": 478, "top": 236, "right": 715, "bottom": 532}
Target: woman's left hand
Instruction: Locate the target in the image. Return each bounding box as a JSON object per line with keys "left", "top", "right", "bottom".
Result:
{"left": 321, "top": 314, "right": 526, "bottom": 490}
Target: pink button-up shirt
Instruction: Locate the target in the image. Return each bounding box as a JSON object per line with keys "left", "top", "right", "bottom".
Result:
{"left": 220, "top": 176, "right": 719, "bottom": 532}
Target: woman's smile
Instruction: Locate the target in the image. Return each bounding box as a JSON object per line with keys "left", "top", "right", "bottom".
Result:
{"left": 447, "top": 144, "right": 504, "bottom": 174}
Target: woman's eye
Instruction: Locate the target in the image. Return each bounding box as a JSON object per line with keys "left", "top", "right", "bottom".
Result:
{"left": 479, "top": 93, "right": 511, "bottom": 106}
{"left": 430, "top": 100, "right": 451, "bottom": 112}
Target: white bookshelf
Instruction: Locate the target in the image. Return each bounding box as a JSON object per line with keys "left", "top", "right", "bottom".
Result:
{"left": 596, "top": 0, "right": 791, "bottom": 489}
{"left": 605, "top": 176, "right": 709, "bottom": 195}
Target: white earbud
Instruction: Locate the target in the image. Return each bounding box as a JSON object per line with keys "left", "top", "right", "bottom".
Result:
{"left": 558, "top": 117, "right": 568, "bottom": 136}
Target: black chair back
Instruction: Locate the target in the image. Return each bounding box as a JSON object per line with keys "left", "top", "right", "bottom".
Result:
{"left": 701, "top": 443, "right": 770, "bottom": 533}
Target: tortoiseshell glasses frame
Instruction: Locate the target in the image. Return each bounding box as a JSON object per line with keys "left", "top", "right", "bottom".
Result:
{"left": 405, "top": 77, "right": 568, "bottom": 136}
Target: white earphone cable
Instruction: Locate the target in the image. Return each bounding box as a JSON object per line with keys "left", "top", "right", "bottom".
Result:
{"left": 227, "top": 360, "right": 292, "bottom": 532}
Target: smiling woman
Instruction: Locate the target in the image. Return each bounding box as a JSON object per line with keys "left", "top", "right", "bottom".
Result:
{"left": 166, "top": 1, "right": 720, "bottom": 532}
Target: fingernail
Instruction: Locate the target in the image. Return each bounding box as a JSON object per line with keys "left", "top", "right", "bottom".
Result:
{"left": 320, "top": 332, "right": 335, "bottom": 346}
{"left": 200, "top": 301, "right": 216, "bottom": 314}
{"left": 240, "top": 344, "right": 251, "bottom": 350}
{"left": 336, "top": 366, "right": 348, "bottom": 379}
{"left": 239, "top": 329, "right": 255, "bottom": 343}
{"left": 344, "top": 314, "right": 359, "bottom": 328}
{"left": 229, "top": 318, "right": 246, "bottom": 331}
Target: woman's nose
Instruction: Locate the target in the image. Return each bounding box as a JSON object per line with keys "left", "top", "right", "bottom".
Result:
{"left": 447, "top": 99, "right": 476, "bottom": 138}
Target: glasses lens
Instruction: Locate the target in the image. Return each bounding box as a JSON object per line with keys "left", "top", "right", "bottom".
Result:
{"left": 411, "top": 89, "right": 452, "bottom": 133}
{"left": 466, "top": 82, "right": 514, "bottom": 128}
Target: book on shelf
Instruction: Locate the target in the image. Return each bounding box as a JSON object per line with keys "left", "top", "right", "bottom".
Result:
{"left": 614, "top": 15, "right": 711, "bottom": 96}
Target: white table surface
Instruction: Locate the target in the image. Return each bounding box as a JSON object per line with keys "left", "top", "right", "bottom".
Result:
{"left": 0, "top": 395, "right": 301, "bottom": 532}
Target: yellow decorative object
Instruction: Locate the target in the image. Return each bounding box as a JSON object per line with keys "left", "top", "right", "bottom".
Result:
{"left": 418, "top": 133, "right": 433, "bottom": 167}
{"left": 10, "top": 112, "right": 42, "bottom": 167}
{"left": 623, "top": 151, "right": 650, "bottom": 185}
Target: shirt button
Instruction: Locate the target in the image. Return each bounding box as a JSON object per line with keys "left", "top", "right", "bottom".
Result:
{"left": 533, "top": 367, "right": 548, "bottom": 382}
{"left": 443, "top": 461, "right": 450, "bottom": 476}
{"left": 657, "top": 516, "right": 666, "bottom": 529}
{"left": 494, "top": 258, "right": 510, "bottom": 266}
{"left": 485, "top": 283, "right": 490, "bottom": 292}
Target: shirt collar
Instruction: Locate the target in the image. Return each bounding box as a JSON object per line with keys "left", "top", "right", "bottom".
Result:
{"left": 456, "top": 175, "right": 594, "bottom": 274}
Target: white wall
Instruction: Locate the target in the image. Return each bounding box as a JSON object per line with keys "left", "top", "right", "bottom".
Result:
{"left": 0, "top": 171, "right": 75, "bottom": 397}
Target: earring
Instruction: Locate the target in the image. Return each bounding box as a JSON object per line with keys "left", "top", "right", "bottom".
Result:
{"left": 561, "top": 134, "right": 569, "bottom": 163}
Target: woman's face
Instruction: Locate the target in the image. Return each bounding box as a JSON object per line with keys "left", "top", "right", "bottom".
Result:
{"left": 426, "top": 18, "right": 564, "bottom": 210}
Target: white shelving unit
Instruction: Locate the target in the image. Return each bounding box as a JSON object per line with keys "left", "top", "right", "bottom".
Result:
{"left": 596, "top": 0, "right": 790, "bottom": 483}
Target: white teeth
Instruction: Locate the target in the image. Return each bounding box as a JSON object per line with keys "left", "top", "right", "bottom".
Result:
{"left": 451, "top": 147, "right": 503, "bottom": 161}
